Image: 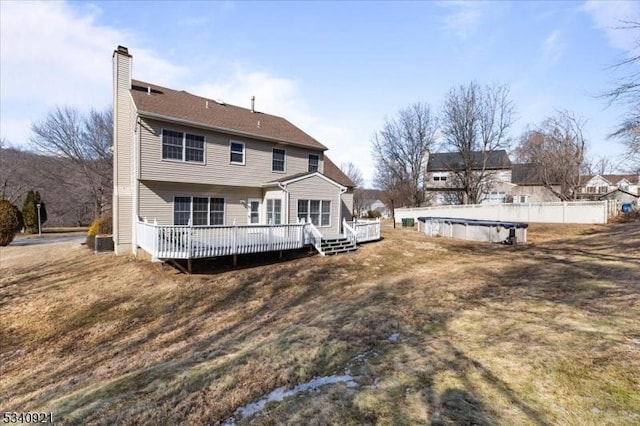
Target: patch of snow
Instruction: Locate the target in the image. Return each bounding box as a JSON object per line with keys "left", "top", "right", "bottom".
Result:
{"left": 388, "top": 333, "right": 400, "bottom": 343}
{"left": 228, "top": 374, "right": 358, "bottom": 422}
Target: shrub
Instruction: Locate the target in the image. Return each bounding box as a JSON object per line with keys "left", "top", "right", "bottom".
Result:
{"left": 0, "top": 199, "right": 24, "bottom": 246}
{"left": 86, "top": 212, "right": 113, "bottom": 248}
{"left": 367, "top": 209, "right": 382, "bottom": 219}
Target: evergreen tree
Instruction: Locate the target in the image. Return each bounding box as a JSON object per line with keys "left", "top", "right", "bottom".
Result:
{"left": 22, "top": 190, "right": 47, "bottom": 233}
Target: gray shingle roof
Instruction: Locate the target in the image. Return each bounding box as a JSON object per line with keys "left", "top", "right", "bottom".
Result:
{"left": 130, "top": 80, "right": 327, "bottom": 151}
{"left": 427, "top": 150, "right": 511, "bottom": 171}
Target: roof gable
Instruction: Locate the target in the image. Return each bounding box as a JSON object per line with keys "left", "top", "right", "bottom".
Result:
{"left": 322, "top": 156, "right": 355, "bottom": 187}
{"left": 130, "top": 80, "right": 327, "bottom": 151}
{"left": 272, "top": 171, "right": 347, "bottom": 190}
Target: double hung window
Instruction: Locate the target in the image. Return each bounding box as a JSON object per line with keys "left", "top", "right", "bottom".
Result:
{"left": 272, "top": 148, "right": 286, "bottom": 172}
{"left": 298, "top": 199, "right": 330, "bottom": 226}
{"left": 173, "top": 196, "right": 225, "bottom": 225}
{"left": 230, "top": 141, "right": 245, "bottom": 164}
{"left": 266, "top": 199, "right": 282, "bottom": 224}
{"left": 162, "top": 130, "right": 204, "bottom": 163}
{"left": 308, "top": 154, "right": 319, "bottom": 172}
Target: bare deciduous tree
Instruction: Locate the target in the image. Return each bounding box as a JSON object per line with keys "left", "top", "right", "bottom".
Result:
{"left": 585, "top": 155, "right": 616, "bottom": 176}
{"left": 372, "top": 103, "right": 437, "bottom": 207}
{"left": 440, "top": 82, "right": 515, "bottom": 204}
{"left": 515, "top": 110, "right": 587, "bottom": 201}
{"left": 0, "top": 138, "right": 34, "bottom": 203}
{"left": 340, "top": 162, "right": 365, "bottom": 217}
{"left": 30, "top": 106, "right": 113, "bottom": 218}
{"left": 603, "top": 21, "right": 640, "bottom": 170}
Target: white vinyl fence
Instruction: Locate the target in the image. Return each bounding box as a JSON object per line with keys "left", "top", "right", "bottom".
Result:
{"left": 395, "top": 200, "right": 616, "bottom": 225}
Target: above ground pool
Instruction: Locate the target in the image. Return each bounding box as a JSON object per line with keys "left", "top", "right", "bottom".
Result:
{"left": 417, "top": 217, "right": 528, "bottom": 244}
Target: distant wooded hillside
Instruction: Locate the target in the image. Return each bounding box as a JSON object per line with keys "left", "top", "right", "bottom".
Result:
{"left": 1, "top": 147, "right": 105, "bottom": 226}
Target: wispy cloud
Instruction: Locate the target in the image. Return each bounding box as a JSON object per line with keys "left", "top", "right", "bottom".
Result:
{"left": 0, "top": 1, "right": 187, "bottom": 144}
{"left": 581, "top": 0, "right": 640, "bottom": 51}
{"left": 541, "top": 30, "right": 564, "bottom": 64}
{"left": 439, "top": 1, "right": 486, "bottom": 40}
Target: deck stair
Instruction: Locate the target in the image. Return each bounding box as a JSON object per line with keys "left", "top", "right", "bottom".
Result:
{"left": 320, "top": 234, "right": 357, "bottom": 255}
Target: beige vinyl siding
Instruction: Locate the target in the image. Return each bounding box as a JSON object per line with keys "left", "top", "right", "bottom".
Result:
{"left": 113, "top": 51, "right": 134, "bottom": 252}
{"left": 139, "top": 181, "right": 261, "bottom": 225}
{"left": 139, "top": 118, "right": 324, "bottom": 186}
{"left": 286, "top": 175, "right": 342, "bottom": 235}
{"left": 341, "top": 190, "right": 354, "bottom": 221}
{"left": 263, "top": 188, "right": 286, "bottom": 224}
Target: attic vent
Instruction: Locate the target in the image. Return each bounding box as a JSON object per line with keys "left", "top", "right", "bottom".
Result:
{"left": 215, "top": 99, "right": 225, "bottom": 105}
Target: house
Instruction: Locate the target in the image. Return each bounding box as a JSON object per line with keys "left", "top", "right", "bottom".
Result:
{"left": 112, "top": 46, "right": 379, "bottom": 263}
{"left": 424, "top": 150, "right": 513, "bottom": 205}
{"left": 359, "top": 189, "right": 391, "bottom": 218}
{"left": 509, "top": 163, "right": 563, "bottom": 203}
{"left": 579, "top": 174, "right": 640, "bottom": 199}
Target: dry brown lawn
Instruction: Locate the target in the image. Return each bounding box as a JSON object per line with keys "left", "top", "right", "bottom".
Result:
{"left": 1, "top": 222, "right": 639, "bottom": 425}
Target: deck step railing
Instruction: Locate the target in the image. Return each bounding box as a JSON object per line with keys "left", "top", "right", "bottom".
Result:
{"left": 345, "top": 219, "right": 381, "bottom": 243}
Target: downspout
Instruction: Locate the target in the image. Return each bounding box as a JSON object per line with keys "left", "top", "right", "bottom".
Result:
{"left": 131, "top": 117, "right": 141, "bottom": 256}
{"left": 339, "top": 186, "right": 347, "bottom": 233}
{"left": 278, "top": 182, "right": 290, "bottom": 224}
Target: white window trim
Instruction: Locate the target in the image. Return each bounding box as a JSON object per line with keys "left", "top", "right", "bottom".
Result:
{"left": 298, "top": 199, "right": 331, "bottom": 228}
{"left": 172, "top": 196, "right": 226, "bottom": 226}
{"left": 161, "top": 128, "right": 206, "bottom": 165}
{"left": 272, "top": 148, "right": 287, "bottom": 173}
{"left": 266, "top": 198, "right": 283, "bottom": 224}
{"left": 230, "top": 140, "right": 246, "bottom": 165}
{"left": 308, "top": 154, "right": 320, "bottom": 172}
{"left": 433, "top": 172, "right": 448, "bottom": 182}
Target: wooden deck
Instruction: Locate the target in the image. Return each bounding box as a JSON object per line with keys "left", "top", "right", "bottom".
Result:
{"left": 135, "top": 218, "right": 380, "bottom": 261}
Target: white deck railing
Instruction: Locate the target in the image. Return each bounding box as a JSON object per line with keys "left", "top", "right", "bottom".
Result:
{"left": 342, "top": 219, "right": 357, "bottom": 244}
{"left": 136, "top": 219, "right": 310, "bottom": 259}
{"left": 345, "top": 219, "right": 381, "bottom": 243}
{"left": 304, "top": 221, "right": 324, "bottom": 255}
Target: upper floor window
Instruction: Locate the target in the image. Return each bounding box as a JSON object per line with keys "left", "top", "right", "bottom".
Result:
{"left": 230, "top": 141, "right": 245, "bottom": 165}
{"left": 433, "top": 173, "right": 447, "bottom": 182}
{"left": 272, "top": 148, "right": 286, "bottom": 172}
{"left": 308, "top": 154, "right": 319, "bottom": 172}
{"left": 162, "top": 130, "right": 204, "bottom": 163}
{"left": 620, "top": 182, "right": 630, "bottom": 191}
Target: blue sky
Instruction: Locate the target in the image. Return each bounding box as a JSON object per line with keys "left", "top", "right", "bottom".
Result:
{"left": 1, "top": 1, "right": 638, "bottom": 184}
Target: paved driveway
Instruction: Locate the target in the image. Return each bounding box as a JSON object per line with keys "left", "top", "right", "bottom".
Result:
{"left": 10, "top": 234, "right": 85, "bottom": 247}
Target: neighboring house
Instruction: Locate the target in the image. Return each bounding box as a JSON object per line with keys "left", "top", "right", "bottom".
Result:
{"left": 509, "top": 163, "right": 563, "bottom": 204}
{"left": 359, "top": 189, "right": 391, "bottom": 218}
{"left": 598, "top": 188, "right": 639, "bottom": 205}
{"left": 360, "top": 199, "right": 391, "bottom": 218}
{"left": 112, "top": 46, "right": 378, "bottom": 261}
{"left": 424, "top": 150, "right": 513, "bottom": 205}
{"left": 579, "top": 174, "right": 640, "bottom": 199}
